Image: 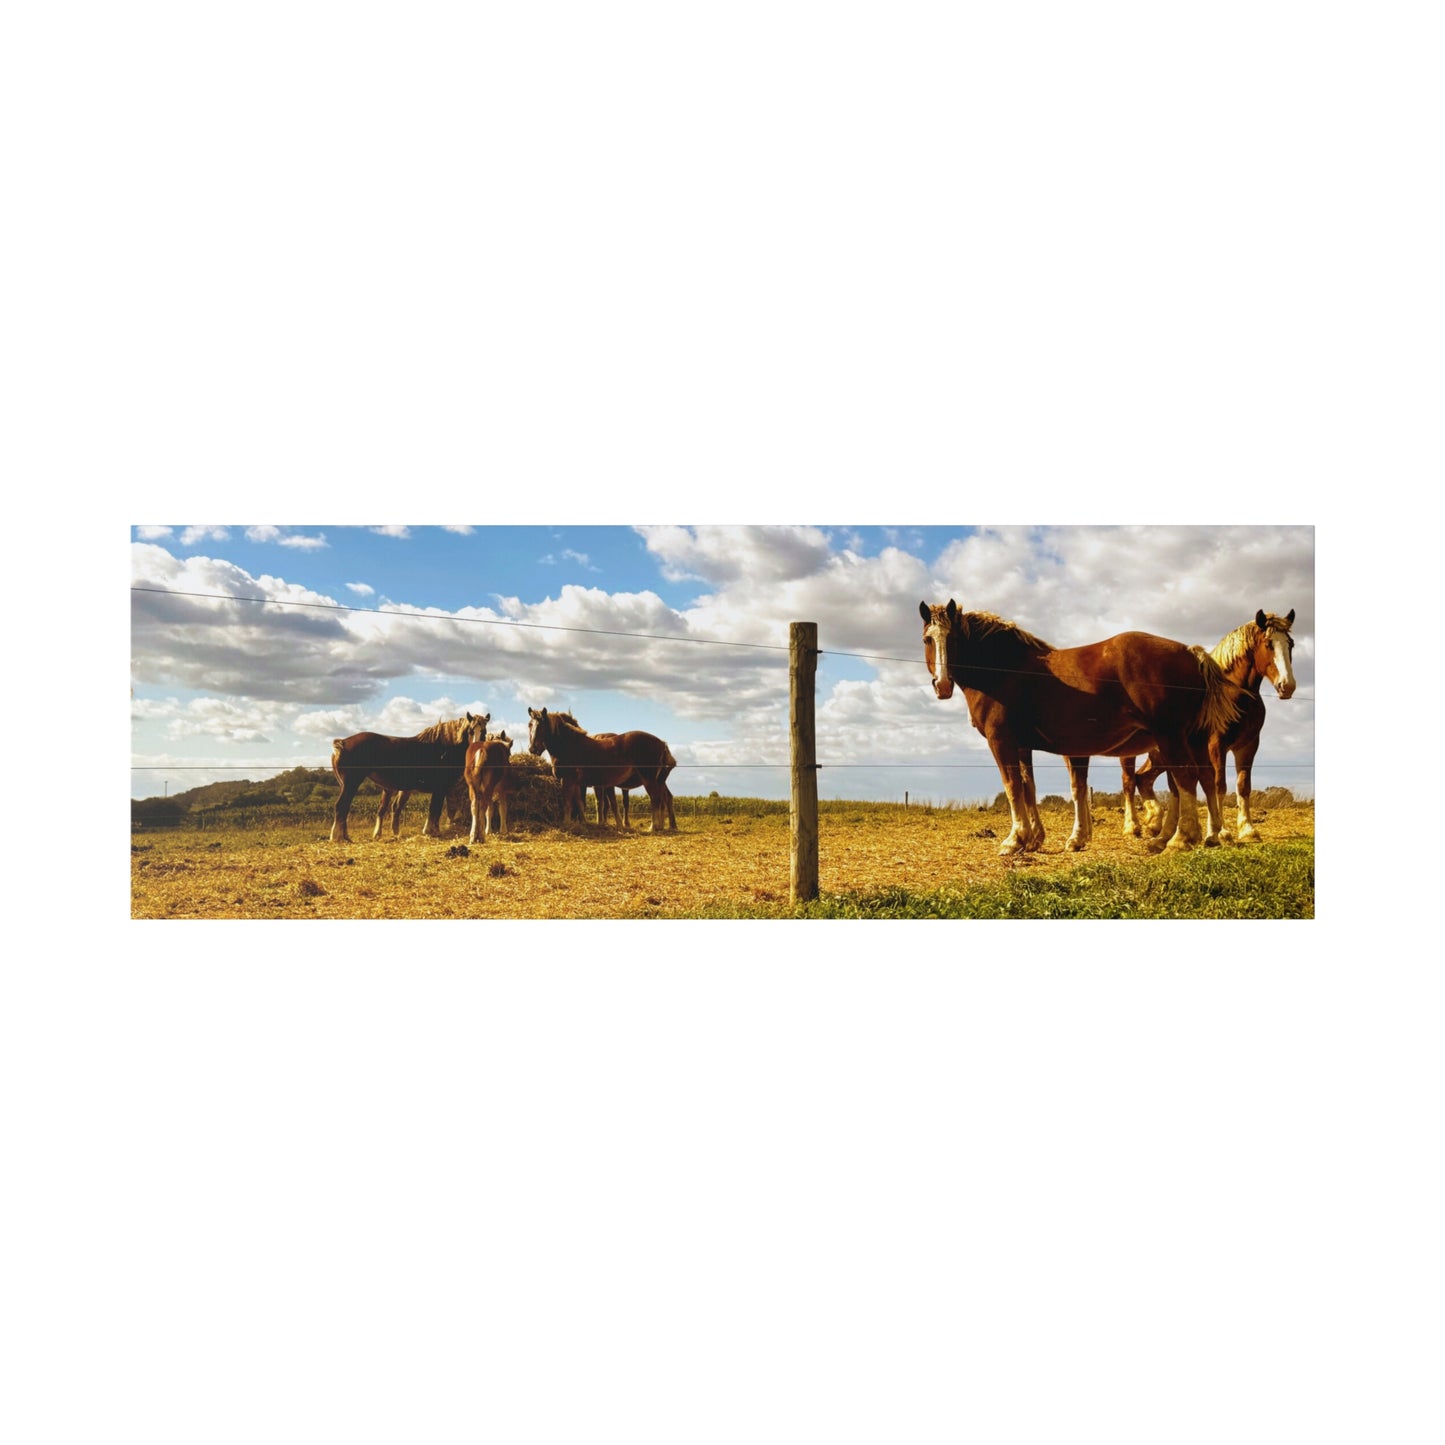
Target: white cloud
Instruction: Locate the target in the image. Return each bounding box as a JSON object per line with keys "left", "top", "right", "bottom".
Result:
{"left": 163, "top": 697, "right": 289, "bottom": 743}
{"left": 244, "top": 525, "right": 327, "bottom": 549}
{"left": 135, "top": 525, "right": 173, "bottom": 540}
{"left": 442, "top": 526, "right": 475, "bottom": 535}
{"left": 370, "top": 526, "right": 411, "bottom": 538}
{"left": 345, "top": 581, "right": 375, "bottom": 595}
{"left": 131, "top": 528, "right": 1315, "bottom": 801}
{"left": 180, "top": 525, "right": 230, "bottom": 546}
{"left": 636, "top": 525, "right": 832, "bottom": 585}
{"left": 294, "top": 695, "right": 499, "bottom": 741}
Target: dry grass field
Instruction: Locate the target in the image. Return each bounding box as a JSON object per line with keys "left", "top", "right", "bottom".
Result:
{"left": 130, "top": 794, "right": 1315, "bottom": 920}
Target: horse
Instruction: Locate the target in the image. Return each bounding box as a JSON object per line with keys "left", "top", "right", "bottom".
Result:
{"left": 1121, "top": 609, "right": 1296, "bottom": 843}
{"left": 527, "top": 707, "right": 678, "bottom": 833}
{"left": 329, "top": 711, "right": 489, "bottom": 843}
{"left": 464, "top": 731, "right": 514, "bottom": 843}
{"left": 549, "top": 714, "right": 678, "bottom": 831}
{"left": 920, "top": 601, "right": 1236, "bottom": 854}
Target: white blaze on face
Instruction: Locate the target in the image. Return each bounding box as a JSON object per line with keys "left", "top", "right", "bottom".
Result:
{"left": 1270, "top": 628, "right": 1297, "bottom": 698}
{"left": 926, "top": 614, "right": 955, "bottom": 698}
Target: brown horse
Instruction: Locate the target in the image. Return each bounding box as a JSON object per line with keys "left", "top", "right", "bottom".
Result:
{"left": 464, "top": 731, "right": 514, "bottom": 843}
{"left": 1121, "top": 609, "right": 1296, "bottom": 843}
{"left": 528, "top": 707, "right": 678, "bottom": 833}
{"left": 920, "top": 601, "right": 1236, "bottom": 854}
{"left": 330, "top": 711, "right": 489, "bottom": 843}
{"left": 550, "top": 714, "right": 678, "bottom": 831}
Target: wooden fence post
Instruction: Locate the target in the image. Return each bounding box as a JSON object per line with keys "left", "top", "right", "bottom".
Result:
{"left": 790, "top": 621, "right": 819, "bottom": 903}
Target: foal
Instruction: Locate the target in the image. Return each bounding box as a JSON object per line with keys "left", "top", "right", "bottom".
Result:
{"left": 464, "top": 732, "right": 514, "bottom": 843}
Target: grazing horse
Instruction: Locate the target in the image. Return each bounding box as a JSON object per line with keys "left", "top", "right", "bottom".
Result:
{"left": 330, "top": 712, "right": 489, "bottom": 843}
{"left": 464, "top": 732, "right": 514, "bottom": 843}
{"left": 920, "top": 601, "right": 1236, "bottom": 854}
{"left": 528, "top": 707, "right": 678, "bottom": 833}
{"left": 1122, "top": 609, "right": 1296, "bottom": 843}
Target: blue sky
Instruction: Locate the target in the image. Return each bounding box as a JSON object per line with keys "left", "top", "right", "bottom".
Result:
{"left": 131, "top": 523, "right": 1315, "bottom": 806}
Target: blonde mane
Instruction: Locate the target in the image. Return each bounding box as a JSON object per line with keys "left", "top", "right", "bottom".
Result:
{"left": 955, "top": 609, "right": 1055, "bottom": 654}
{"left": 1210, "top": 620, "right": 1260, "bottom": 670}
{"left": 1210, "top": 612, "right": 1293, "bottom": 670}
{"left": 1190, "top": 647, "right": 1241, "bottom": 736}
{"left": 416, "top": 716, "right": 475, "bottom": 745}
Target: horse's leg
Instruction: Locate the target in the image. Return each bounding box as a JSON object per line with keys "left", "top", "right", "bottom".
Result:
{"left": 1120, "top": 757, "right": 1141, "bottom": 838}
{"left": 468, "top": 780, "right": 483, "bottom": 844}
{"left": 423, "top": 790, "right": 447, "bottom": 838}
{"left": 1199, "top": 738, "right": 1226, "bottom": 847}
{"left": 1160, "top": 742, "right": 1207, "bottom": 851}
{"left": 665, "top": 785, "right": 677, "bottom": 832}
{"left": 1019, "top": 750, "right": 1044, "bottom": 851}
{"left": 390, "top": 789, "right": 410, "bottom": 837}
{"left": 1064, "top": 757, "right": 1093, "bottom": 851}
{"left": 642, "top": 781, "right": 667, "bottom": 833}
{"left": 373, "top": 788, "right": 394, "bottom": 840}
{"left": 987, "top": 742, "right": 1038, "bottom": 855}
{"left": 1136, "top": 753, "right": 1164, "bottom": 837}
{"left": 493, "top": 783, "right": 509, "bottom": 839}
{"left": 1233, "top": 738, "right": 1262, "bottom": 841}
{"left": 331, "top": 774, "right": 361, "bottom": 843}
{"left": 1151, "top": 771, "right": 1180, "bottom": 851}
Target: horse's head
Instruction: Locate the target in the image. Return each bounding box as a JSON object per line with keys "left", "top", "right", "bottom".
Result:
{"left": 919, "top": 599, "right": 960, "bottom": 699}
{"left": 464, "top": 710, "right": 491, "bottom": 745}
{"left": 485, "top": 734, "right": 514, "bottom": 766}
{"left": 527, "top": 707, "right": 549, "bottom": 756}
{"left": 1253, "top": 609, "right": 1297, "bottom": 699}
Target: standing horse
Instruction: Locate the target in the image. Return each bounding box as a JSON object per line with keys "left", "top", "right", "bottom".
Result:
{"left": 330, "top": 712, "right": 489, "bottom": 843}
{"left": 528, "top": 708, "right": 678, "bottom": 833}
{"left": 550, "top": 714, "right": 678, "bottom": 830}
{"left": 464, "top": 731, "right": 514, "bottom": 843}
{"left": 1122, "top": 609, "right": 1296, "bottom": 843}
{"left": 920, "top": 601, "right": 1236, "bottom": 854}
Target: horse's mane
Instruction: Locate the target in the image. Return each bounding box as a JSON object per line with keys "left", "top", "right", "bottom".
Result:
{"left": 547, "top": 710, "right": 587, "bottom": 738}
{"left": 416, "top": 716, "right": 474, "bottom": 745}
{"left": 1190, "top": 646, "right": 1241, "bottom": 736}
{"left": 1211, "top": 613, "right": 1292, "bottom": 670}
{"left": 954, "top": 609, "right": 1055, "bottom": 654}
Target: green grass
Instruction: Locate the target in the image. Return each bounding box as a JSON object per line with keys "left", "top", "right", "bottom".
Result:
{"left": 675, "top": 841, "right": 1314, "bottom": 920}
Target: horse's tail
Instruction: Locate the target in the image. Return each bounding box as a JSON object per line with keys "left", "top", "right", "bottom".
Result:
{"left": 1190, "top": 647, "right": 1240, "bottom": 737}
{"left": 330, "top": 739, "right": 346, "bottom": 783}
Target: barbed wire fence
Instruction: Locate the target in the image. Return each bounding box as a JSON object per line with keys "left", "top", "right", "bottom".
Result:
{"left": 130, "top": 583, "right": 1316, "bottom": 782}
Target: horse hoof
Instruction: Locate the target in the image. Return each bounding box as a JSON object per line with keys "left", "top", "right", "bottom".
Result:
{"left": 1065, "top": 837, "right": 1084, "bottom": 852}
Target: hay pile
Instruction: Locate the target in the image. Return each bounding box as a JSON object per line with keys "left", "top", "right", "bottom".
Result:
{"left": 442, "top": 751, "right": 569, "bottom": 832}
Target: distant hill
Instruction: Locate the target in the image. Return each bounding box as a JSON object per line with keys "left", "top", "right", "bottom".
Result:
{"left": 132, "top": 766, "right": 341, "bottom": 822}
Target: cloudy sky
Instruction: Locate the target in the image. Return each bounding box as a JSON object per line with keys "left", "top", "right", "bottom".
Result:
{"left": 130, "top": 523, "right": 1314, "bottom": 805}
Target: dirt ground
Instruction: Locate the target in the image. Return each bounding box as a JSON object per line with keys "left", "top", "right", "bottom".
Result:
{"left": 130, "top": 798, "right": 1316, "bottom": 921}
